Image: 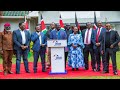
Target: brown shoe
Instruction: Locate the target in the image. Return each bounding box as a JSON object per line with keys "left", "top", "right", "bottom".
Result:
{"left": 8, "top": 71, "right": 13, "bottom": 74}
{"left": 4, "top": 72, "right": 7, "bottom": 76}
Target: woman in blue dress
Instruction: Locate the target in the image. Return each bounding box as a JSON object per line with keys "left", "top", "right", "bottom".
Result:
{"left": 68, "top": 26, "right": 85, "bottom": 70}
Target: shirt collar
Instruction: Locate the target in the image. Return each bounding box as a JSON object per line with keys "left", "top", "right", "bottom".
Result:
{"left": 106, "top": 29, "right": 111, "bottom": 32}
{"left": 19, "top": 28, "right": 24, "bottom": 31}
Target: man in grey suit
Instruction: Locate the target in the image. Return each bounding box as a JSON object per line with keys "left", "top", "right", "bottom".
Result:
{"left": 13, "top": 22, "right": 31, "bottom": 74}
{"left": 101, "top": 23, "right": 120, "bottom": 75}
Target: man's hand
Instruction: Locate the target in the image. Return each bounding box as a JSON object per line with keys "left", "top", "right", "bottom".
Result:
{"left": 110, "top": 45, "right": 114, "bottom": 48}
{"left": 41, "top": 44, "right": 45, "bottom": 47}
{"left": 101, "top": 50, "right": 104, "bottom": 55}
{"left": 21, "top": 45, "right": 25, "bottom": 50}
{"left": 24, "top": 46, "right": 28, "bottom": 49}
{"left": 96, "top": 43, "right": 100, "bottom": 46}
{"left": 0, "top": 50, "right": 3, "bottom": 55}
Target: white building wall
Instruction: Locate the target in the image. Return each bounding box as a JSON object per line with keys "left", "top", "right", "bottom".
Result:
{"left": 38, "top": 11, "right": 120, "bottom": 24}
{"left": 0, "top": 18, "right": 24, "bottom": 32}
{"left": 115, "top": 24, "right": 120, "bottom": 35}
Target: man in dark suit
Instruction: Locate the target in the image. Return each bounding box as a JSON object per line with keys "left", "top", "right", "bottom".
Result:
{"left": 82, "top": 22, "right": 96, "bottom": 71}
{"left": 94, "top": 21, "right": 106, "bottom": 72}
{"left": 13, "top": 22, "right": 31, "bottom": 74}
{"left": 101, "top": 23, "right": 120, "bottom": 75}
{"left": 31, "top": 25, "right": 47, "bottom": 73}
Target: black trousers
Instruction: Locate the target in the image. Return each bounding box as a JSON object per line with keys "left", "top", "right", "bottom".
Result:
{"left": 105, "top": 48, "right": 117, "bottom": 73}
{"left": 94, "top": 46, "right": 105, "bottom": 70}
{"left": 83, "top": 44, "right": 96, "bottom": 70}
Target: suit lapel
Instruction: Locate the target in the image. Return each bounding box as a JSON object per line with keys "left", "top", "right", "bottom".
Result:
{"left": 40, "top": 32, "right": 43, "bottom": 44}
{"left": 17, "top": 29, "right": 22, "bottom": 40}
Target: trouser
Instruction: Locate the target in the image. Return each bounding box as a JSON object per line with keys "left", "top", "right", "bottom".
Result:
{"left": 33, "top": 47, "right": 46, "bottom": 71}
{"left": 16, "top": 49, "right": 29, "bottom": 73}
{"left": 3, "top": 50, "right": 13, "bottom": 73}
{"left": 47, "top": 47, "right": 51, "bottom": 66}
{"left": 94, "top": 46, "right": 105, "bottom": 70}
{"left": 83, "top": 44, "right": 95, "bottom": 70}
{"left": 105, "top": 48, "right": 117, "bottom": 73}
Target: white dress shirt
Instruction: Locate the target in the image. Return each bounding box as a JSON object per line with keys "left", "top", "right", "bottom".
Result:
{"left": 84, "top": 28, "right": 92, "bottom": 44}
{"left": 20, "top": 29, "right": 26, "bottom": 44}
{"left": 97, "top": 27, "right": 102, "bottom": 36}
{"left": 36, "top": 32, "right": 42, "bottom": 45}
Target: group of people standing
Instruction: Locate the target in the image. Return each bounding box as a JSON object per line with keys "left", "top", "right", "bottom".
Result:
{"left": 0, "top": 21, "right": 120, "bottom": 76}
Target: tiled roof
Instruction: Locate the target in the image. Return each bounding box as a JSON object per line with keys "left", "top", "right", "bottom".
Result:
{"left": 2, "top": 11, "right": 29, "bottom": 16}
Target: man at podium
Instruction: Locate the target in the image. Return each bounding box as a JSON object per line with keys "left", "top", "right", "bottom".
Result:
{"left": 50, "top": 24, "right": 67, "bottom": 68}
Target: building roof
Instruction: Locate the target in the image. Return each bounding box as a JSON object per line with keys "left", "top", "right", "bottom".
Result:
{"left": 2, "top": 11, "right": 29, "bottom": 16}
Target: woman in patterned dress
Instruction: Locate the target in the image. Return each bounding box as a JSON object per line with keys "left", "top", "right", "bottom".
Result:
{"left": 68, "top": 26, "right": 85, "bottom": 70}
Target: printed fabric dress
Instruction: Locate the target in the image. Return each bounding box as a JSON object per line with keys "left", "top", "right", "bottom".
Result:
{"left": 68, "top": 33, "right": 85, "bottom": 68}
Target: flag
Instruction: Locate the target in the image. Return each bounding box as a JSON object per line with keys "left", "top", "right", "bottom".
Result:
{"left": 75, "top": 12, "right": 81, "bottom": 34}
{"left": 24, "top": 15, "right": 29, "bottom": 30}
{"left": 41, "top": 14, "right": 47, "bottom": 34}
{"left": 75, "top": 12, "right": 80, "bottom": 30}
{"left": 93, "top": 11, "right": 97, "bottom": 30}
{"left": 59, "top": 14, "right": 65, "bottom": 30}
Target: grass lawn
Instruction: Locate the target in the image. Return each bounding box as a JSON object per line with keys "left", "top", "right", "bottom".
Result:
{"left": 0, "top": 51, "right": 120, "bottom": 79}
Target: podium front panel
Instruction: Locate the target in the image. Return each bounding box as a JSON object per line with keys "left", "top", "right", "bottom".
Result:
{"left": 50, "top": 47, "right": 65, "bottom": 73}
{"left": 47, "top": 40, "right": 67, "bottom": 47}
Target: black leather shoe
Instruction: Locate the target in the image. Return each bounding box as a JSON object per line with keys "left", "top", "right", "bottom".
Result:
{"left": 16, "top": 72, "right": 20, "bottom": 74}
{"left": 72, "top": 68, "right": 75, "bottom": 71}
{"left": 93, "top": 69, "right": 96, "bottom": 72}
{"left": 96, "top": 69, "right": 101, "bottom": 72}
{"left": 76, "top": 68, "right": 79, "bottom": 70}
{"left": 34, "top": 71, "right": 37, "bottom": 73}
{"left": 26, "top": 71, "right": 30, "bottom": 73}
{"left": 114, "top": 72, "right": 118, "bottom": 75}
{"left": 85, "top": 67, "right": 88, "bottom": 70}
{"left": 102, "top": 71, "right": 109, "bottom": 74}
{"left": 8, "top": 71, "right": 13, "bottom": 74}
{"left": 42, "top": 70, "right": 46, "bottom": 72}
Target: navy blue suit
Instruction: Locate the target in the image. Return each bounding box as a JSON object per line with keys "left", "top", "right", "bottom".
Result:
{"left": 94, "top": 27, "right": 106, "bottom": 71}
{"left": 31, "top": 31, "right": 47, "bottom": 72}
{"left": 50, "top": 29, "right": 67, "bottom": 40}
{"left": 50, "top": 29, "right": 67, "bottom": 68}
{"left": 82, "top": 29, "right": 96, "bottom": 70}
{"left": 13, "top": 29, "right": 30, "bottom": 73}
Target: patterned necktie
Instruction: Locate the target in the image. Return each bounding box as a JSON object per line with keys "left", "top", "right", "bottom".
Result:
{"left": 96, "top": 28, "right": 100, "bottom": 43}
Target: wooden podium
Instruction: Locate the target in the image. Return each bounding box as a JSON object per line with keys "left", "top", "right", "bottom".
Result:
{"left": 47, "top": 40, "right": 67, "bottom": 74}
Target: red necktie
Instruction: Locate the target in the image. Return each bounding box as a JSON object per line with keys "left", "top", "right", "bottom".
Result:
{"left": 96, "top": 28, "right": 100, "bottom": 43}
{"left": 86, "top": 29, "right": 90, "bottom": 44}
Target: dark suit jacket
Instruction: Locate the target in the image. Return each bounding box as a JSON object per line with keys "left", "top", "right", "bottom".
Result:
{"left": 31, "top": 31, "right": 47, "bottom": 52}
{"left": 94, "top": 27, "right": 106, "bottom": 49}
{"left": 101, "top": 30, "right": 120, "bottom": 52}
{"left": 13, "top": 29, "right": 31, "bottom": 51}
{"left": 82, "top": 28, "right": 96, "bottom": 46}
